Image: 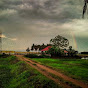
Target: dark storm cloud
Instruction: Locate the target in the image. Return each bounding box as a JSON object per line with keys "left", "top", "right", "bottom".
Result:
{"left": 0, "top": 0, "right": 88, "bottom": 51}
{"left": 17, "top": 0, "right": 84, "bottom": 20}
{"left": 0, "top": 0, "right": 84, "bottom": 20}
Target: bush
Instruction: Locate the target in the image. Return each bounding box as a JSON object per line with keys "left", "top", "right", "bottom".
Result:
{"left": 0, "top": 53, "right": 10, "bottom": 58}
{"left": 25, "top": 54, "right": 50, "bottom": 58}
{"left": 39, "top": 54, "right": 51, "bottom": 58}
{"left": 25, "top": 54, "right": 39, "bottom": 58}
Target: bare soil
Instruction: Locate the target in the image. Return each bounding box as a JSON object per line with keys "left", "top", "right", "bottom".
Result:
{"left": 16, "top": 55, "right": 88, "bottom": 88}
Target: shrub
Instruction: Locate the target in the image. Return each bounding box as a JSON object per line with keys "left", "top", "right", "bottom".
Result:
{"left": 25, "top": 54, "right": 50, "bottom": 58}
{"left": 0, "top": 53, "right": 10, "bottom": 58}
{"left": 39, "top": 54, "right": 51, "bottom": 58}
{"left": 25, "top": 54, "right": 39, "bottom": 58}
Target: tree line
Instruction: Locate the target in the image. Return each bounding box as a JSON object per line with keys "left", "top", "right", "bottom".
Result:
{"left": 26, "top": 35, "right": 79, "bottom": 58}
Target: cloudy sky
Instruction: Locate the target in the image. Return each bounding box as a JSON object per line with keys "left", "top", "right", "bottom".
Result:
{"left": 0, "top": 0, "right": 88, "bottom": 52}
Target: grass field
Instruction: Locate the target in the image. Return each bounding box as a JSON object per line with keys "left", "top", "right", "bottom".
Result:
{"left": 0, "top": 56, "right": 60, "bottom": 88}
{"left": 31, "top": 58, "right": 88, "bottom": 83}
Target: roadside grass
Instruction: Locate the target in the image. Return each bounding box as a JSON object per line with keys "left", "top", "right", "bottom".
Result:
{"left": 30, "top": 58, "right": 88, "bottom": 83}
{"left": 0, "top": 56, "right": 60, "bottom": 88}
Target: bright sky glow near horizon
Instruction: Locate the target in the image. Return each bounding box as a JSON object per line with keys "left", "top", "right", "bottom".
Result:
{"left": 0, "top": 0, "right": 88, "bottom": 52}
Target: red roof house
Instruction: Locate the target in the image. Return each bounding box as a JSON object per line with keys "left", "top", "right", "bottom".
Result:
{"left": 41, "top": 46, "right": 68, "bottom": 53}
{"left": 64, "top": 50, "right": 68, "bottom": 53}
{"left": 41, "top": 46, "right": 52, "bottom": 51}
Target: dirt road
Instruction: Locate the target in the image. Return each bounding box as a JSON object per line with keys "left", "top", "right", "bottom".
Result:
{"left": 16, "top": 55, "right": 88, "bottom": 88}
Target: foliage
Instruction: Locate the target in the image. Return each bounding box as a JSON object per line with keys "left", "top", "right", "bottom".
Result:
{"left": 50, "top": 35, "right": 69, "bottom": 48}
{"left": 31, "top": 44, "right": 35, "bottom": 50}
{"left": 25, "top": 54, "right": 39, "bottom": 58}
{"left": 68, "top": 46, "right": 78, "bottom": 57}
{"left": 31, "top": 43, "right": 52, "bottom": 51}
{"left": 26, "top": 47, "right": 30, "bottom": 52}
{"left": 39, "top": 54, "right": 51, "bottom": 58}
{"left": 25, "top": 54, "right": 50, "bottom": 58}
{"left": 47, "top": 46, "right": 65, "bottom": 57}
{"left": 0, "top": 53, "right": 10, "bottom": 58}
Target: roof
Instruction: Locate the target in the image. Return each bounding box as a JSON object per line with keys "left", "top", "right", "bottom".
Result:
{"left": 41, "top": 46, "right": 68, "bottom": 53}
{"left": 41, "top": 46, "right": 51, "bottom": 51}
{"left": 64, "top": 50, "right": 68, "bottom": 53}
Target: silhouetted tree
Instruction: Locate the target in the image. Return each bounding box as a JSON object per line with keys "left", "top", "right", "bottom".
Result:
{"left": 34, "top": 45, "right": 39, "bottom": 51}
{"left": 31, "top": 43, "right": 52, "bottom": 51}
{"left": 69, "top": 46, "right": 72, "bottom": 51}
{"left": 42, "top": 43, "right": 45, "bottom": 46}
{"left": 26, "top": 47, "right": 30, "bottom": 52}
{"left": 82, "top": 0, "right": 88, "bottom": 18}
{"left": 31, "top": 44, "right": 35, "bottom": 50}
{"left": 68, "top": 46, "right": 78, "bottom": 57}
{"left": 50, "top": 35, "right": 69, "bottom": 48}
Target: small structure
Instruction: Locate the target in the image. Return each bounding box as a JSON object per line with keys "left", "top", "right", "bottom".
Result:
{"left": 0, "top": 31, "right": 2, "bottom": 54}
{"left": 64, "top": 50, "right": 68, "bottom": 56}
{"left": 41, "top": 46, "right": 68, "bottom": 54}
{"left": 41, "top": 46, "right": 52, "bottom": 52}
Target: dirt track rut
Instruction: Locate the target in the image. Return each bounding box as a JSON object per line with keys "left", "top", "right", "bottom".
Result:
{"left": 16, "top": 55, "right": 88, "bottom": 88}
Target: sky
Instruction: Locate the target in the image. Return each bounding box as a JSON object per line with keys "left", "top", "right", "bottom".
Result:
{"left": 0, "top": 0, "right": 88, "bottom": 52}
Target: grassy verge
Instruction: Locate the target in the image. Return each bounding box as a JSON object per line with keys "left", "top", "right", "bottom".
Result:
{"left": 30, "top": 58, "right": 88, "bottom": 83}
{"left": 0, "top": 56, "right": 60, "bottom": 88}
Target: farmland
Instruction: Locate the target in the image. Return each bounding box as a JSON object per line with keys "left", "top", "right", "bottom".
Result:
{"left": 0, "top": 56, "right": 60, "bottom": 88}
{"left": 30, "top": 58, "right": 88, "bottom": 83}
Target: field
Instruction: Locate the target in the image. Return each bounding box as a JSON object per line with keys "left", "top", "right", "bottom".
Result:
{"left": 31, "top": 58, "right": 88, "bottom": 83}
{"left": 0, "top": 56, "right": 60, "bottom": 88}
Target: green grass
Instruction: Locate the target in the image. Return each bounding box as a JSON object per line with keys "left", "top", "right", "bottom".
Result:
{"left": 31, "top": 58, "right": 88, "bottom": 83}
{"left": 0, "top": 56, "right": 60, "bottom": 88}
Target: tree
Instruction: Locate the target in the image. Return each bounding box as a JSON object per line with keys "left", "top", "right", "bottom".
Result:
{"left": 34, "top": 45, "right": 39, "bottom": 51}
{"left": 68, "top": 46, "right": 78, "bottom": 57}
{"left": 47, "top": 46, "right": 64, "bottom": 57}
{"left": 50, "top": 35, "right": 69, "bottom": 48}
{"left": 31, "top": 44, "right": 35, "bottom": 51}
{"left": 26, "top": 47, "right": 30, "bottom": 52}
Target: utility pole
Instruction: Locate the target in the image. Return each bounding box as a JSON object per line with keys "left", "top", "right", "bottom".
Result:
{"left": 0, "top": 31, "right": 2, "bottom": 54}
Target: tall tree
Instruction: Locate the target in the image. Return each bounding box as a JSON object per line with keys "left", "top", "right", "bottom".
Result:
{"left": 26, "top": 47, "right": 30, "bottom": 52}
{"left": 50, "top": 35, "right": 69, "bottom": 48}
{"left": 31, "top": 44, "right": 35, "bottom": 50}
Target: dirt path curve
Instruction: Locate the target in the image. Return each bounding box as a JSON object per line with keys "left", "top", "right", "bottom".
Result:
{"left": 16, "top": 55, "right": 88, "bottom": 88}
